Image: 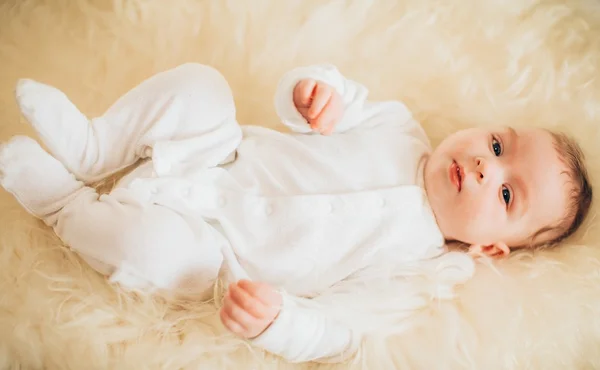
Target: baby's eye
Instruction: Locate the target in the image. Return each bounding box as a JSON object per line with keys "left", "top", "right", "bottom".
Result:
{"left": 492, "top": 137, "right": 502, "bottom": 156}
{"left": 502, "top": 185, "right": 511, "bottom": 205}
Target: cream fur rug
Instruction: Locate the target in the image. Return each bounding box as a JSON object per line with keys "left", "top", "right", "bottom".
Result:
{"left": 1, "top": 0, "right": 600, "bottom": 369}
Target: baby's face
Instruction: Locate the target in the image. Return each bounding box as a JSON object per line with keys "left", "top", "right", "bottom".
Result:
{"left": 424, "top": 126, "right": 570, "bottom": 248}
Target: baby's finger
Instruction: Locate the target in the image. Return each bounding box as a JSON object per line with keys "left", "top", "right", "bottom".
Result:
{"left": 238, "top": 280, "right": 282, "bottom": 307}
{"left": 308, "top": 84, "right": 332, "bottom": 120}
{"left": 222, "top": 290, "right": 259, "bottom": 331}
{"left": 219, "top": 307, "right": 245, "bottom": 335}
{"left": 294, "top": 79, "right": 316, "bottom": 108}
{"left": 229, "top": 283, "right": 271, "bottom": 319}
{"left": 314, "top": 100, "right": 337, "bottom": 135}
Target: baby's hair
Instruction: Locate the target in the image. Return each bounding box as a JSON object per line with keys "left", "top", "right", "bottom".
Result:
{"left": 528, "top": 130, "right": 593, "bottom": 249}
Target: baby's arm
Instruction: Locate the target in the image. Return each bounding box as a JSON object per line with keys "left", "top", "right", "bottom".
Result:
{"left": 220, "top": 280, "right": 359, "bottom": 363}
{"left": 274, "top": 64, "right": 413, "bottom": 135}
{"left": 251, "top": 293, "right": 359, "bottom": 363}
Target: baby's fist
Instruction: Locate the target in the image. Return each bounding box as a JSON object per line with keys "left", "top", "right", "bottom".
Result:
{"left": 219, "top": 280, "right": 282, "bottom": 339}
{"left": 293, "top": 79, "right": 344, "bottom": 135}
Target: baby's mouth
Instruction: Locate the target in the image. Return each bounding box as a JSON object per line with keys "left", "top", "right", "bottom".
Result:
{"left": 449, "top": 160, "right": 463, "bottom": 192}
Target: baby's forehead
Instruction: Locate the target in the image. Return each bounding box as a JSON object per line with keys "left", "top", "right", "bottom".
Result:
{"left": 504, "top": 126, "right": 547, "bottom": 137}
{"left": 514, "top": 128, "right": 567, "bottom": 172}
{"left": 515, "top": 128, "right": 573, "bottom": 227}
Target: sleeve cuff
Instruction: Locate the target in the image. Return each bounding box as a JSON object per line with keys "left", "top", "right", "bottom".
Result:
{"left": 249, "top": 294, "right": 299, "bottom": 353}
{"left": 249, "top": 293, "right": 359, "bottom": 363}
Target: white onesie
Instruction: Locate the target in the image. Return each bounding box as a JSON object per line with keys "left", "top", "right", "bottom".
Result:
{"left": 0, "top": 63, "right": 454, "bottom": 363}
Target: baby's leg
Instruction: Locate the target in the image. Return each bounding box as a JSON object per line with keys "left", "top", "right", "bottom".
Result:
{"left": 16, "top": 63, "right": 239, "bottom": 183}
{"left": 0, "top": 136, "right": 223, "bottom": 295}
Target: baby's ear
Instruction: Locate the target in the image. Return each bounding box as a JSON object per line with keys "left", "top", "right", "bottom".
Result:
{"left": 468, "top": 242, "right": 510, "bottom": 258}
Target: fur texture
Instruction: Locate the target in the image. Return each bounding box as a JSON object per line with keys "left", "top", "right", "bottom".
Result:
{"left": 1, "top": 0, "right": 600, "bottom": 368}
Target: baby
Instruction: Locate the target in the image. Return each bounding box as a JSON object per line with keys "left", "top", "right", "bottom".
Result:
{"left": 0, "top": 63, "right": 592, "bottom": 363}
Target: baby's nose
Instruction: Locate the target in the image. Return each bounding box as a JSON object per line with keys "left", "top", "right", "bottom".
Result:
{"left": 475, "top": 157, "right": 500, "bottom": 184}
{"left": 475, "top": 159, "right": 484, "bottom": 181}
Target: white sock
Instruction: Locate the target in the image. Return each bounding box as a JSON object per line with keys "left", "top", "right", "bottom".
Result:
{"left": 16, "top": 78, "right": 93, "bottom": 181}
{"left": 0, "top": 135, "right": 90, "bottom": 226}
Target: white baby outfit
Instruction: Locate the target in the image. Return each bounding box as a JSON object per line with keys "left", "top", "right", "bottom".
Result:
{"left": 0, "top": 63, "right": 450, "bottom": 363}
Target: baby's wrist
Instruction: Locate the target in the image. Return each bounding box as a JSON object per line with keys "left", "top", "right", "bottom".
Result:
{"left": 252, "top": 307, "right": 281, "bottom": 339}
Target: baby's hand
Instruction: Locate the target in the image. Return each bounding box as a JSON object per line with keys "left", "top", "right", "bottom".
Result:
{"left": 219, "top": 279, "right": 282, "bottom": 339}
{"left": 293, "top": 79, "right": 344, "bottom": 135}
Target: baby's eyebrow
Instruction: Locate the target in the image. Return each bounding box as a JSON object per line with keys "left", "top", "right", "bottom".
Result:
{"left": 513, "top": 174, "right": 529, "bottom": 219}
{"left": 507, "top": 126, "right": 519, "bottom": 141}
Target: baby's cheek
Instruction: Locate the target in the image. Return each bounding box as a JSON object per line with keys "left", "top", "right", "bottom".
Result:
{"left": 462, "top": 197, "right": 502, "bottom": 228}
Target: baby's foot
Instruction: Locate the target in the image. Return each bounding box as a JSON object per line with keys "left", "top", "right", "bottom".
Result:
{"left": 15, "top": 79, "right": 90, "bottom": 177}
{"left": 0, "top": 135, "right": 84, "bottom": 221}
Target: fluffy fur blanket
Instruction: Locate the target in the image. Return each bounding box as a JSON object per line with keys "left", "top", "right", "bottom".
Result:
{"left": 0, "top": 0, "right": 599, "bottom": 369}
